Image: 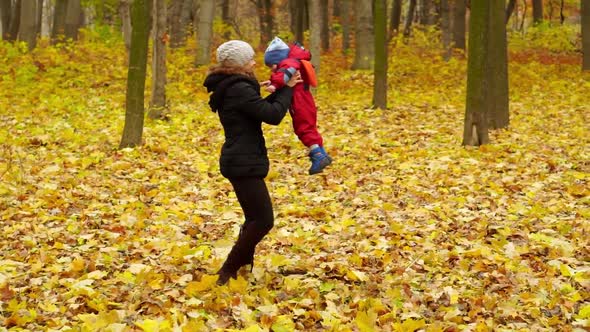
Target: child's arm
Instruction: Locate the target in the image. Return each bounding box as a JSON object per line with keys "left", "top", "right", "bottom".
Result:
{"left": 269, "top": 63, "right": 299, "bottom": 90}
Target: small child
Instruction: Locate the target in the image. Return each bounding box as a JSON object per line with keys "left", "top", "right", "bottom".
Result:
{"left": 262, "top": 37, "right": 332, "bottom": 175}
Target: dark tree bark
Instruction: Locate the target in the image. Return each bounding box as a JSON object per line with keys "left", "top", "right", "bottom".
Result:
{"left": 352, "top": 0, "right": 373, "bottom": 69}
{"left": 256, "top": 0, "right": 274, "bottom": 47}
{"left": 1, "top": 0, "right": 12, "bottom": 40}
{"left": 120, "top": 0, "right": 152, "bottom": 149}
{"left": 19, "top": 0, "right": 38, "bottom": 50}
{"left": 505, "top": 0, "right": 516, "bottom": 24}
{"left": 289, "top": 0, "right": 306, "bottom": 42}
{"left": 169, "top": 0, "right": 191, "bottom": 48}
{"left": 149, "top": 0, "right": 167, "bottom": 120}
{"left": 221, "top": 0, "right": 231, "bottom": 38}
{"left": 463, "top": 0, "right": 509, "bottom": 146}
{"left": 51, "top": 0, "right": 67, "bottom": 42}
{"left": 487, "top": 0, "right": 509, "bottom": 129}
{"left": 441, "top": 0, "right": 452, "bottom": 60}
{"left": 320, "top": 0, "right": 329, "bottom": 51}
{"left": 36, "top": 0, "right": 42, "bottom": 35}
{"left": 452, "top": 0, "right": 466, "bottom": 50}
{"left": 419, "top": 0, "right": 436, "bottom": 25}
{"left": 389, "top": 0, "right": 402, "bottom": 39}
{"left": 195, "top": 0, "right": 214, "bottom": 65}
{"left": 373, "top": 0, "right": 387, "bottom": 109}
{"left": 64, "top": 0, "right": 81, "bottom": 40}
{"left": 560, "top": 0, "right": 565, "bottom": 24}
{"left": 583, "top": 0, "right": 590, "bottom": 71}
{"left": 340, "top": 0, "right": 351, "bottom": 52}
{"left": 309, "top": 0, "right": 321, "bottom": 72}
{"left": 120, "top": 0, "right": 132, "bottom": 52}
{"left": 532, "top": 0, "right": 543, "bottom": 25}
{"left": 403, "top": 0, "right": 416, "bottom": 38}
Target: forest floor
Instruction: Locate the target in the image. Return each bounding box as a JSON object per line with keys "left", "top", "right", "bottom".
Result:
{"left": 0, "top": 31, "right": 589, "bottom": 331}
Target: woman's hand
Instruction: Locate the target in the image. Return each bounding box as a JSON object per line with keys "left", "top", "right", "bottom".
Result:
{"left": 286, "top": 71, "right": 303, "bottom": 87}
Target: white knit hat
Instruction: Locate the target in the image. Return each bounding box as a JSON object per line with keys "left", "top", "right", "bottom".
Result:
{"left": 216, "top": 40, "right": 255, "bottom": 66}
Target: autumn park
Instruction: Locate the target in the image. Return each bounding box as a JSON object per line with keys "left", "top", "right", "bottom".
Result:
{"left": 0, "top": 0, "right": 589, "bottom": 331}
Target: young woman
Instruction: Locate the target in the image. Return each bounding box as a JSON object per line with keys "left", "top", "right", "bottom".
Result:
{"left": 203, "top": 40, "right": 302, "bottom": 285}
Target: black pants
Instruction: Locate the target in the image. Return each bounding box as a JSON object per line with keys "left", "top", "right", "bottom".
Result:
{"left": 228, "top": 177, "right": 274, "bottom": 249}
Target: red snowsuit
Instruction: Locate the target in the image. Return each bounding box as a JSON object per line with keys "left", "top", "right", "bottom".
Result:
{"left": 268, "top": 45, "right": 323, "bottom": 147}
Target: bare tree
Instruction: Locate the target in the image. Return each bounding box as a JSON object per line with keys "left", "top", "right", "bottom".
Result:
{"left": 506, "top": 0, "right": 516, "bottom": 24}
{"left": 389, "top": 0, "right": 402, "bottom": 39}
{"left": 120, "top": 0, "right": 132, "bottom": 52}
{"left": 320, "top": 0, "right": 329, "bottom": 51}
{"left": 65, "top": 0, "right": 81, "bottom": 40}
{"left": 441, "top": 0, "right": 452, "bottom": 60}
{"left": 149, "top": 0, "right": 167, "bottom": 120}
{"left": 463, "top": 0, "right": 509, "bottom": 146}
{"left": 340, "top": 0, "right": 351, "bottom": 52}
{"left": 195, "top": 0, "right": 215, "bottom": 66}
{"left": 352, "top": 0, "right": 373, "bottom": 69}
{"left": 309, "top": 0, "right": 321, "bottom": 73}
{"left": 532, "top": 0, "right": 543, "bottom": 25}
{"left": 255, "top": 0, "right": 274, "bottom": 46}
{"left": 19, "top": 0, "right": 38, "bottom": 50}
{"left": 403, "top": 0, "right": 416, "bottom": 38}
{"left": 120, "top": 0, "right": 152, "bottom": 149}
{"left": 583, "top": 0, "right": 590, "bottom": 71}
{"left": 453, "top": 0, "right": 466, "bottom": 51}
{"left": 373, "top": 0, "right": 387, "bottom": 109}
{"left": 1, "top": 0, "right": 13, "bottom": 40}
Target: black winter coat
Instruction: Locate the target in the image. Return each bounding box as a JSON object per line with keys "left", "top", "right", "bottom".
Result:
{"left": 203, "top": 72, "right": 293, "bottom": 178}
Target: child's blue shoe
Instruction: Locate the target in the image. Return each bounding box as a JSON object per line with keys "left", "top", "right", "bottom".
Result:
{"left": 309, "top": 146, "right": 332, "bottom": 175}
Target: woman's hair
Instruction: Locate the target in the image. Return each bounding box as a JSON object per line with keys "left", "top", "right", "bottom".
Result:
{"left": 207, "top": 63, "right": 256, "bottom": 79}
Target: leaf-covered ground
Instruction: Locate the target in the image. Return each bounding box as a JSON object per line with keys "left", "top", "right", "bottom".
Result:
{"left": 0, "top": 33, "right": 589, "bottom": 331}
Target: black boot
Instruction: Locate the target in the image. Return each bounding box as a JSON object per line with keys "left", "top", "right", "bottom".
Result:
{"left": 216, "top": 222, "right": 270, "bottom": 285}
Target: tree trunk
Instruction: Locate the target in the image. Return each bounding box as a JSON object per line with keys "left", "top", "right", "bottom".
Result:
{"left": 65, "top": 0, "right": 81, "bottom": 40}
{"left": 403, "top": 0, "right": 416, "bottom": 38}
{"left": 441, "top": 0, "right": 451, "bottom": 60}
{"left": 221, "top": 0, "right": 231, "bottom": 38}
{"left": 120, "top": 0, "right": 132, "bottom": 52}
{"left": 51, "top": 0, "right": 67, "bottom": 42}
{"left": 389, "top": 0, "right": 402, "bottom": 39}
{"left": 36, "top": 0, "right": 42, "bottom": 35}
{"left": 19, "top": 0, "right": 37, "bottom": 50}
{"left": 487, "top": 0, "right": 509, "bottom": 129}
{"left": 419, "top": 0, "right": 436, "bottom": 25}
{"left": 452, "top": 0, "right": 466, "bottom": 51}
{"left": 309, "top": 0, "right": 321, "bottom": 73}
{"left": 169, "top": 0, "right": 184, "bottom": 47}
{"left": 149, "top": 0, "right": 167, "bottom": 120}
{"left": 352, "top": 0, "right": 373, "bottom": 69}
{"left": 464, "top": 0, "right": 490, "bottom": 146}
{"left": 340, "top": 0, "right": 351, "bottom": 52}
{"left": 505, "top": 0, "right": 516, "bottom": 24}
{"left": 373, "top": 0, "right": 387, "bottom": 109}
{"left": 120, "top": 0, "right": 151, "bottom": 149}
{"left": 290, "top": 0, "right": 305, "bottom": 42}
{"left": 532, "top": 0, "right": 543, "bottom": 25}
{"left": 583, "top": 0, "right": 590, "bottom": 71}
{"left": 463, "top": 0, "right": 509, "bottom": 145}
{"left": 559, "top": 0, "right": 564, "bottom": 24}
{"left": 195, "top": 0, "right": 214, "bottom": 66}
{"left": 256, "top": 0, "right": 274, "bottom": 47}
{"left": 320, "top": 0, "right": 329, "bottom": 51}
{"left": 1, "top": 0, "right": 12, "bottom": 40}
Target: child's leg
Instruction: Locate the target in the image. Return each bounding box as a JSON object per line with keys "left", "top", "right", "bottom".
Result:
{"left": 291, "top": 103, "right": 323, "bottom": 148}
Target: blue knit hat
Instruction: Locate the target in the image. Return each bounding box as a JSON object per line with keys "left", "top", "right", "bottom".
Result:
{"left": 264, "top": 37, "right": 290, "bottom": 65}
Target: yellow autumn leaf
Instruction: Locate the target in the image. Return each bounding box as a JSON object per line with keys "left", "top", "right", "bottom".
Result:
{"left": 185, "top": 274, "right": 218, "bottom": 295}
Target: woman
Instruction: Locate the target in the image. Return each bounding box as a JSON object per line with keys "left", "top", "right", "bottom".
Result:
{"left": 203, "top": 40, "right": 302, "bottom": 285}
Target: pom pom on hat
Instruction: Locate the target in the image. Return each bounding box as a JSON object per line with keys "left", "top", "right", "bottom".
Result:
{"left": 216, "top": 40, "right": 255, "bottom": 66}
{"left": 264, "top": 37, "right": 290, "bottom": 65}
